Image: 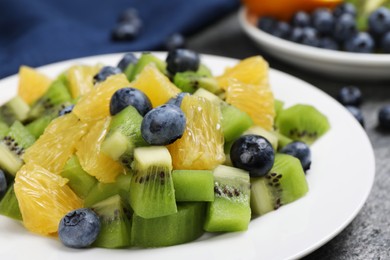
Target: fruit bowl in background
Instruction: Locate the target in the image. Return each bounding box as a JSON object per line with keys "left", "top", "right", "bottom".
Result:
{"left": 239, "top": 7, "right": 390, "bottom": 80}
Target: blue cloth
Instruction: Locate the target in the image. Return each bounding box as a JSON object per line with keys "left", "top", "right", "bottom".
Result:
{"left": 0, "top": 0, "right": 239, "bottom": 79}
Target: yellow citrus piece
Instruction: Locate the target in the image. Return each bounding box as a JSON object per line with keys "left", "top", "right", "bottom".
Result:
{"left": 17, "top": 66, "right": 52, "bottom": 105}
{"left": 225, "top": 80, "right": 275, "bottom": 130}
{"left": 131, "top": 64, "right": 181, "bottom": 107}
{"left": 67, "top": 64, "right": 102, "bottom": 99}
{"left": 14, "top": 164, "right": 83, "bottom": 235}
{"left": 23, "top": 113, "right": 89, "bottom": 174}
{"left": 216, "top": 56, "right": 269, "bottom": 90}
{"left": 73, "top": 74, "right": 130, "bottom": 122}
{"left": 76, "top": 117, "right": 125, "bottom": 183}
{"left": 168, "top": 95, "right": 225, "bottom": 170}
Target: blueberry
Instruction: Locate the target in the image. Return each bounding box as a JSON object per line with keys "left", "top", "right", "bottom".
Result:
{"left": 333, "top": 3, "right": 356, "bottom": 18}
{"left": 291, "top": 11, "right": 311, "bottom": 27}
{"left": 0, "top": 170, "right": 7, "bottom": 199}
{"left": 257, "top": 16, "right": 277, "bottom": 34}
{"left": 110, "top": 87, "right": 152, "bottom": 116}
{"left": 118, "top": 8, "right": 140, "bottom": 23}
{"left": 166, "top": 49, "right": 200, "bottom": 74}
{"left": 93, "top": 66, "right": 122, "bottom": 84}
{"left": 337, "top": 86, "right": 362, "bottom": 107}
{"left": 319, "top": 37, "right": 339, "bottom": 50}
{"left": 312, "top": 8, "right": 335, "bottom": 35}
{"left": 164, "top": 33, "right": 186, "bottom": 51}
{"left": 301, "top": 27, "right": 320, "bottom": 47}
{"left": 58, "top": 104, "right": 75, "bottom": 117}
{"left": 280, "top": 141, "right": 311, "bottom": 171}
{"left": 381, "top": 31, "right": 390, "bottom": 53}
{"left": 345, "top": 106, "right": 364, "bottom": 127}
{"left": 333, "top": 13, "right": 357, "bottom": 43}
{"left": 271, "top": 21, "right": 291, "bottom": 39}
{"left": 289, "top": 27, "right": 304, "bottom": 42}
{"left": 58, "top": 208, "right": 100, "bottom": 248}
{"left": 141, "top": 104, "right": 186, "bottom": 145}
{"left": 378, "top": 105, "right": 390, "bottom": 130}
{"left": 111, "top": 22, "right": 140, "bottom": 41}
{"left": 166, "top": 92, "right": 190, "bottom": 107}
{"left": 344, "top": 32, "right": 375, "bottom": 53}
{"left": 230, "top": 135, "right": 275, "bottom": 177}
{"left": 117, "top": 53, "right": 138, "bottom": 72}
{"left": 368, "top": 7, "right": 390, "bottom": 37}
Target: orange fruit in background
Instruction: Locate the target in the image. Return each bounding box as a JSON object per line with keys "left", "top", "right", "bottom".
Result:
{"left": 73, "top": 74, "right": 130, "bottom": 122}
{"left": 67, "top": 64, "right": 102, "bottom": 99}
{"left": 216, "top": 56, "right": 269, "bottom": 90}
{"left": 76, "top": 117, "right": 125, "bottom": 183}
{"left": 23, "top": 113, "right": 89, "bottom": 174}
{"left": 17, "top": 66, "right": 52, "bottom": 105}
{"left": 168, "top": 95, "right": 225, "bottom": 170}
{"left": 14, "top": 164, "right": 83, "bottom": 235}
{"left": 131, "top": 64, "right": 181, "bottom": 107}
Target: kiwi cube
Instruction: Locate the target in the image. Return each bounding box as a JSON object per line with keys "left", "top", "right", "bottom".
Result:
{"left": 173, "top": 71, "right": 220, "bottom": 94}
{"left": 0, "top": 185, "right": 22, "bottom": 221}
{"left": 0, "top": 122, "right": 9, "bottom": 138}
{"left": 221, "top": 103, "right": 253, "bottom": 142}
{"left": 172, "top": 170, "right": 214, "bottom": 202}
{"left": 128, "top": 53, "right": 167, "bottom": 81}
{"left": 0, "top": 96, "right": 30, "bottom": 125}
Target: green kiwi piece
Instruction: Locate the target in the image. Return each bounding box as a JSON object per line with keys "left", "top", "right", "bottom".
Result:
{"left": 276, "top": 104, "right": 330, "bottom": 145}
{"left": 0, "top": 122, "right": 9, "bottom": 138}
{"left": 0, "top": 96, "right": 30, "bottom": 125}
{"left": 0, "top": 121, "right": 35, "bottom": 175}
{"left": 131, "top": 202, "right": 206, "bottom": 247}
{"left": 28, "top": 79, "right": 72, "bottom": 120}
{"left": 101, "top": 105, "right": 147, "bottom": 170}
{"left": 204, "top": 165, "right": 251, "bottom": 232}
{"left": 173, "top": 71, "right": 221, "bottom": 94}
{"left": 193, "top": 88, "right": 221, "bottom": 104}
{"left": 251, "top": 153, "right": 308, "bottom": 216}
{"left": 244, "top": 126, "right": 278, "bottom": 150}
{"left": 84, "top": 173, "right": 132, "bottom": 207}
{"left": 128, "top": 53, "right": 167, "bottom": 81}
{"left": 91, "top": 194, "right": 132, "bottom": 248}
{"left": 0, "top": 185, "right": 22, "bottom": 221}
{"left": 274, "top": 99, "right": 284, "bottom": 122}
{"left": 61, "top": 155, "right": 97, "bottom": 199}
{"left": 25, "top": 114, "right": 54, "bottom": 139}
{"left": 129, "top": 146, "right": 177, "bottom": 219}
{"left": 172, "top": 170, "right": 214, "bottom": 202}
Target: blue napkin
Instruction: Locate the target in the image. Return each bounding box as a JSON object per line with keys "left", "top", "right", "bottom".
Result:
{"left": 0, "top": 0, "right": 239, "bottom": 79}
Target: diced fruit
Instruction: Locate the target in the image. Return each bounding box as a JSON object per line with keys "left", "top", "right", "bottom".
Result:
{"left": 243, "top": 126, "right": 278, "bottom": 150}
{"left": 25, "top": 114, "right": 56, "bottom": 139}
{"left": 73, "top": 74, "right": 130, "bottom": 122}
{"left": 0, "top": 96, "right": 30, "bottom": 125}
{"left": 128, "top": 53, "right": 166, "bottom": 81}
{"left": 67, "top": 64, "right": 102, "bottom": 99}
{"left": 172, "top": 170, "right": 214, "bottom": 201}
{"left": 110, "top": 87, "right": 152, "bottom": 116}
{"left": 173, "top": 71, "right": 220, "bottom": 94}
{"left": 0, "top": 122, "right": 8, "bottom": 138}
{"left": 168, "top": 95, "right": 225, "bottom": 170}
{"left": 76, "top": 117, "right": 125, "bottom": 183}
{"left": 276, "top": 104, "right": 330, "bottom": 144}
{"left": 14, "top": 164, "right": 83, "bottom": 235}
{"left": 0, "top": 185, "right": 22, "bottom": 220}
{"left": 17, "top": 66, "right": 52, "bottom": 105}
{"left": 193, "top": 88, "right": 221, "bottom": 104}
{"left": 131, "top": 64, "right": 181, "bottom": 107}
{"left": 250, "top": 153, "right": 308, "bottom": 216}
{"left": 23, "top": 113, "right": 89, "bottom": 174}
{"left": 58, "top": 208, "right": 101, "bottom": 248}
{"left": 129, "top": 146, "right": 176, "bottom": 218}
{"left": 204, "top": 165, "right": 251, "bottom": 232}
{"left": 220, "top": 102, "right": 253, "bottom": 142}
{"left": 141, "top": 104, "right": 186, "bottom": 145}
{"left": 61, "top": 155, "right": 97, "bottom": 199}
{"left": 131, "top": 202, "right": 205, "bottom": 247}
{"left": 280, "top": 141, "right": 311, "bottom": 171}
{"left": 91, "top": 195, "right": 132, "bottom": 248}
{"left": 166, "top": 49, "right": 200, "bottom": 74}
{"left": 230, "top": 135, "right": 275, "bottom": 177}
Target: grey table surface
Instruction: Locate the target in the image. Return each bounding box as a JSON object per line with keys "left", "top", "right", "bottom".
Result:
{"left": 186, "top": 12, "right": 390, "bottom": 260}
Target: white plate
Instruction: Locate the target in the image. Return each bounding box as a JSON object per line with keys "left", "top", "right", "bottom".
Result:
{"left": 239, "top": 7, "right": 390, "bottom": 80}
{"left": 0, "top": 53, "right": 375, "bottom": 260}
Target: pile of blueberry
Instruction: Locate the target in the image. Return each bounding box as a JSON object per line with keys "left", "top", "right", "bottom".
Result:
{"left": 258, "top": 3, "right": 390, "bottom": 53}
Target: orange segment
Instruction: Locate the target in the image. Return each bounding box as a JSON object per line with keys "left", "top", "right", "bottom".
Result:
{"left": 17, "top": 66, "right": 52, "bottom": 105}
{"left": 67, "top": 64, "right": 102, "bottom": 99}
{"left": 23, "top": 113, "right": 89, "bottom": 174}
{"left": 216, "top": 56, "right": 269, "bottom": 90}
{"left": 76, "top": 117, "right": 125, "bottom": 183}
{"left": 73, "top": 74, "right": 130, "bottom": 122}
{"left": 14, "top": 164, "right": 83, "bottom": 235}
{"left": 168, "top": 95, "right": 225, "bottom": 170}
{"left": 131, "top": 64, "right": 181, "bottom": 107}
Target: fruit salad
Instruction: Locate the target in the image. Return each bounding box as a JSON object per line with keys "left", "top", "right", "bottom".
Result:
{"left": 0, "top": 50, "right": 330, "bottom": 249}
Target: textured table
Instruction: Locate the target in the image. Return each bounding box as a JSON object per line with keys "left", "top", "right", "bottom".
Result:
{"left": 187, "top": 12, "right": 390, "bottom": 259}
